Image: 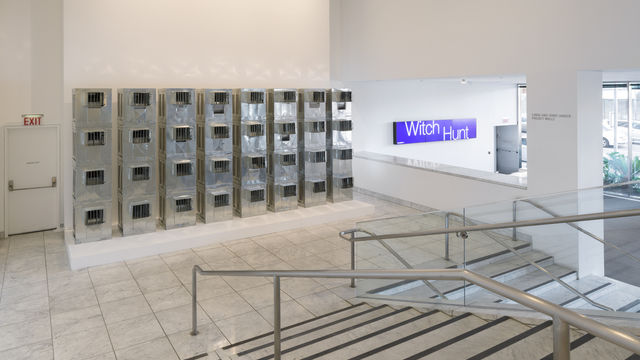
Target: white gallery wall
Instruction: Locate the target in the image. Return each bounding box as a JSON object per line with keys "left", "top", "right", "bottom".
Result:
{"left": 347, "top": 78, "right": 518, "bottom": 172}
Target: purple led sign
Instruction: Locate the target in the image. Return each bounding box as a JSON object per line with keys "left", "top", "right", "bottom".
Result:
{"left": 393, "top": 118, "right": 477, "bottom": 145}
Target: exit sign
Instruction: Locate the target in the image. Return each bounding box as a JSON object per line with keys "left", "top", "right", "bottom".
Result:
{"left": 22, "top": 114, "right": 43, "bottom": 126}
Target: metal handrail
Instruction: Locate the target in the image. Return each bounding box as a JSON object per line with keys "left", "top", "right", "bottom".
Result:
{"left": 190, "top": 266, "right": 640, "bottom": 360}
{"left": 342, "top": 228, "right": 448, "bottom": 299}
{"left": 520, "top": 198, "right": 640, "bottom": 265}
{"left": 343, "top": 208, "right": 640, "bottom": 242}
{"left": 443, "top": 211, "right": 613, "bottom": 311}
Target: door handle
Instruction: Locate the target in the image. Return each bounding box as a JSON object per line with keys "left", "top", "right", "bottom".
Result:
{"left": 8, "top": 180, "right": 13, "bottom": 191}
{"left": 52, "top": 176, "right": 57, "bottom": 188}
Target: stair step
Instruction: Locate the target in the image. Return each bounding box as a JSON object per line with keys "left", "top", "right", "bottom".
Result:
{"left": 502, "top": 276, "right": 611, "bottom": 307}
{"left": 238, "top": 306, "right": 414, "bottom": 360}
{"left": 472, "top": 266, "right": 576, "bottom": 305}
{"left": 479, "top": 326, "right": 588, "bottom": 359}
{"left": 362, "top": 243, "right": 533, "bottom": 297}
{"left": 222, "top": 302, "right": 369, "bottom": 352}
{"left": 617, "top": 299, "right": 640, "bottom": 312}
{"left": 374, "top": 250, "right": 553, "bottom": 299}
{"left": 353, "top": 313, "right": 486, "bottom": 359}
{"left": 539, "top": 334, "right": 634, "bottom": 360}
{"left": 303, "top": 310, "right": 451, "bottom": 359}
{"left": 466, "top": 320, "right": 552, "bottom": 360}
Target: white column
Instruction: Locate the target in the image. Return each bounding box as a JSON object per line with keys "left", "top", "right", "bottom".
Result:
{"left": 526, "top": 69, "right": 604, "bottom": 276}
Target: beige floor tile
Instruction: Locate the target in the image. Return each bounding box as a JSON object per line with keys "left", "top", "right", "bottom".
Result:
{"left": 279, "top": 278, "right": 326, "bottom": 299}
{"left": 238, "top": 283, "right": 292, "bottom": 309}
{"left": 0, "top": 280, "right": 48, "bottom": 305}
{"left": 3, "top": 266, "right": 47, "bottom": 289}
{"left": 0, "top": 316, "right": 51, "bottom": 352}
{"left": 0, "top": 297, "right": 49, "bottom": 327}
{"left": 88, "top": 263, "right": 133, "bottom": 287}
{"left": 127, "top": 257, "right": 170, "bottom": 279}
{"left": 225, "top": 241, "right": 265, "bottom": 257}
{"left": 49, "top": 287, "right": 98, "bottom": 315}
{"left": 100, "top": 294, "right": 152, "bottom": 324}
{"left": 83, "top": 352, "right": 116, "bottom": 360}
{"left": 186, "top": 276, "right": 235, "bottom": 301}
{"left": 52, "top": 324, "right": 112, "bottom": 360}
{"left": 155, "top": 303, "right": 211, "bottom": 335}
{"left": 106, "top": 313, "right": 164, "bottom": 350}
{"left": 272, "top": 245, "right": 314, "bottom": 262}
{"left": 195, "top": 247, "right": 236, "bottom": 264}
{"left": 239, "top": 250, "right": 282, "bottom": 268}
{"left": 0, "top": 339, "right": 52, "bottom": 360}
{"left": 94, "top": 278, "right": 141, "bottom": 304}
{"left": 222, "top": 275, "right": 271, "bottom": 292}
{"left": 257, "top": 299, "right": 315, "bottom": 327}
{"left": 115, "top": 336, "right": 178, "bottom": 360}
{"left": 168, "top": 323, "right": 228, "bottom": 360}
{"left": 135, "top": 271, "right": 181, "bottom": 293}
{"left": 215, "top": 311, "right": 273, "bottom": 343}
{"left": 296, "top": 289, "right": 350, "bottom": 316}
{"left": 145, "top": 285, "right": 192, "bottom": 312}
{"left": 47, "top": 271, "right": 92, "bottom": 297}
{"left": 199, "top": 292, "right": 254, "bottom": 321}
{"left": 162, "top": 251, "right": 205, "bottom": 270}
{"left": 51, "top": 305, "right": 105, "bottom": 338}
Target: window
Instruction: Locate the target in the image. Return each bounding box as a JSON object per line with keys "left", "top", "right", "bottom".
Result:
{"left": 312, "top": 181, "right": 326, "bottom": 193}
{"left": 176, "top": 162, "right": 192, "bottom": 176}
{"left": 211, "top": 125, "right": 229, "bottom": 139}
{"left": 132, "top": 204, "right": 150, "bottom": 219}
{"left": 249, "top": 91, "right": 264, "bottom": 104}
{"left": 305, "top": 121, "right": 325, "bottom": 133}
{"left": 174, "top": 126, "right": 192, "bottom": 142}
{"left": 85, "top": 170, "right": 104, "bottom": 186}
{"left": 132, "top": 166, "right": 150, "bottom": 181}
{"left": 86, "top": 131, "right": 105, "bottom": 146}
{"left": 87, "top": 92, "right": 104, "bottom": 107}
{"left": 340, "top": 177, "right": 354, "bottom": 189}
{"left": 85, "top": 209, "right": 104, "bottom": 225}
{"left": 175, "top": 198, "right": 192, "bottom": 212}
{"left": 213, "top": 159, "right": 230, "bottom": 173}
{"left": 280, "top": 153, "right": 296, "bottom": 166}
{"left": 250, "top": 189, "right": 264, "bottom": 202}
{"left": 214, "top": 193, "right": 229, "bottom": 207}
{"left": 308, "top": 151, "right": 326, "bottom": 163}
{"left": 175, "top": 91, "right": 191, "bottom": 105}
{"left": 132, "top": 129, "right": 151, "bottom": 144}
{"left": 250, "top": 156, "right": 266, "bottom": 169}
{"left": 283, "top": 184, "right": 297, "bottom": 197}
{"left": 132, "top": 92, "right": 150, "bottom": 106}
{"left": 247, "top": 123, "right": 264, "bottom": 137}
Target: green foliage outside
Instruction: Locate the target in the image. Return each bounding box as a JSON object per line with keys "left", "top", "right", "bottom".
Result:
{"left": 603, "top": 152, "right": 640, "bottom": 192}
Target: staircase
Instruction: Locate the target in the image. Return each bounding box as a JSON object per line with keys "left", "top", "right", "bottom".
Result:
{"left": 195, "top": 302, "right": 637, "bottom": 359}
{"left": 358, "top": 234, "right": 640, "bottom": 315}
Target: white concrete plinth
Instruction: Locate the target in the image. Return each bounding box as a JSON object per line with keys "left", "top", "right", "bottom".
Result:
{"left": 65, "top": 200, "right": 374, "bottom": 270}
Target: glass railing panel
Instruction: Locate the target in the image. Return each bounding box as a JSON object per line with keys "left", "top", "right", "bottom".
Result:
{"left": 354, "top": 211, "right": 467, "bottom": 306}
{"left": 349, "top": 181, "right": 640, "bottom": 318}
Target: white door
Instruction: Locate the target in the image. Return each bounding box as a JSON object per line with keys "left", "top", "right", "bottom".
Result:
{"left": 5, "top": 125, "right": 59, "bottom": 235}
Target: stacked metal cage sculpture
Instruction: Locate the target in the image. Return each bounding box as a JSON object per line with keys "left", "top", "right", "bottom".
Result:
{"left": 158, "top": 89, "right": 197, "bottom": 229}
{"left": 72, "top": 88, "right": 113, "bottom": 242}
{"left": 326, "top": 89, "right": 354, "bottom": 202}
{"left": 232, "top": 89, "right": 268, "bottom": 217}
{"left": 297, "top": 89, "right": 328, "bottom": 207}
{"left": 266, "top": 89, "right": 299, "bottom": 212}
{"left": 117, "top": 88, "right": 157, "bottom": 236}
{"left": 196, "top": 89, "right": 234, "bottom": 222}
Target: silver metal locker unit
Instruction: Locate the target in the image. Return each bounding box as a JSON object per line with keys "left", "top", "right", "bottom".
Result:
{"left": 232, "top": 88, "right": 267, "bottom": 217}
{"left": 72, "top": 88, "right": 113, "bottom": 242}
{"left": 266, "top": 89, "right": 298, "bottom": 212}
{"left": 117, "top": 88, "right": 157, "bottom": 236}
{"left": 326, "top": 88, "right": 354, "bottom": 202}
{"left": 297, "top": 89, "right": 327, "bottom": 207}
{"left": 196, "top": 89, "right": 233, "bottom": 223}
{"left": 158, "top": 88, "right": 197, "bottom": 229}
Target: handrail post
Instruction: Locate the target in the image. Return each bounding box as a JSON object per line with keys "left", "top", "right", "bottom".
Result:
{"left": 553, "top": 316, "right": 570, "bottom": 360}
{"left": 444, "top": 212, "right": 450, "bottom": 260}
{"left": 190, "top": 266, "right": 199, "bottom": 336}
{"left": 350, "top": 232, "right": 356, "bottom": 288}
{"left": 512, "top": 201, "right": 517, "bottom": 241}
{"left": 274, "top": 275, "right": 282, "bottom": 360}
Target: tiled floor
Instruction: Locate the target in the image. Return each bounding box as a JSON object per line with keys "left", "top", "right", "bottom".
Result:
{"left": 0, "top": 192, "right": 422, "bottom": 360}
